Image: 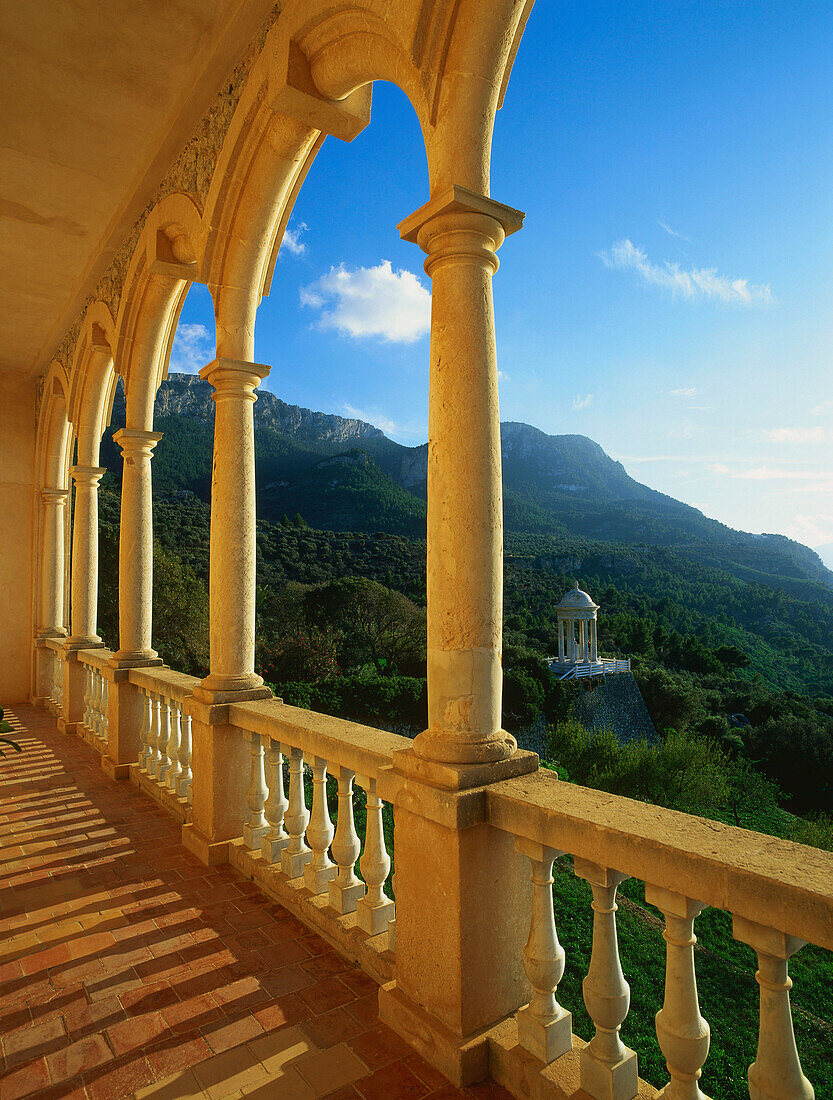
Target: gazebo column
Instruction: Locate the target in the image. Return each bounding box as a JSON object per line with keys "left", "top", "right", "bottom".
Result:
{"left": 558, "top": 619, "right": 565, "bottom": 662}
{"left": 184, "top": 358, "right": 272, "bottom": 866}
{"left": 380, "top": 187, "right": 537, "bottom": 1085}
{"left": 590, "top": 617, "right": 599, "bottom": 663}
{"left": 60, "top": 465, "right": 106, "bottom": 734}
{"left": 34, "top": 488, "right": 68, "bottom": 704}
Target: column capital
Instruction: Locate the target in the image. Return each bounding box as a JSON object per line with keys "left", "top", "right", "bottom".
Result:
{"left": 69, "top": 465, "right": 106, "bottom": 486}
{"left": 199, "top": 358, "right": 270, "bottom": 400}
{"left": 398, "top": 185, "right": 524, "bottom": 256}
{"left": 41, "top": 487, "right": 69, "bottom": 505}
{"left": 112, "top": 428, "right": 162, "bottom": 459}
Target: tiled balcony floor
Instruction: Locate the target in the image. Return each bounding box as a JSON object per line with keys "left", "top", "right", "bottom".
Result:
{"left": 0, "top": 707, "right": 510, "bottom": 1100}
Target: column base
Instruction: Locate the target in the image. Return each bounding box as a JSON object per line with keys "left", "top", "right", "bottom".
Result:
{"left": 413, "top": 726, "right": 519, "bottom": 766}
{"left": 393, "top": 745, "right": 538, "bottom": 790}
{"left": 242, "top": 823, "right": 269, "bottom": 850}
{"left": 581, "top": 1045, "right": 639, "bottom": 1100}
{"left": 193, "top": 671, "right": 272, "bottom": 705}
{"left": 329, "top": 878, "right": 366, "bottom": 915}
{"left": 64, "top": 637, "right": 104, "bottom": 651}
{"left": 102, "top": 757, "right": 131, "bottom": 781}
{"left": 181, "top": 822, "right": 230, "bottom": 866}
{"left": 110, "top": 653, "right": 164, "bottom": 669}
{"left": 518, "top": 1004, "right": 572, "bottom": 1064}
{"left": 192, "top": 683, "right": 273, "bottom": 705}
{"left": 378, "top": 980, "right": 492, "bottom": 1087}
{"left": 304, "top": 862, "right": 337, "bottom": 895}
{"left": 57, "top": 718, "right": 79, "bottom": 736}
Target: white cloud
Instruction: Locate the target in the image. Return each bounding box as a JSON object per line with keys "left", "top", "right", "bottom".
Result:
{"left": 658, "top": 219, "right": 690, "bottom": 241}
{"left": 599, "top": 239, "right": 772, "bottom": 306}
{"left": 811, "top": 400, "right": 833, "bottom": 416}
{"left": 784, "top": 514, "right": 833, "bottom": 548}
{"left": 300, "top": 260, "right": 430, "bottom": 343}
{"left": 763, "top": 427, "right": 827, "bottom": 443}
{"left": 169, "top": 322, "right": 213, "bottom": 374}
{"left": 281, "top": 221, "right": 308, "bottom": 256}
{"left": 340, "top": 403, "right": 397, "bottom": 436}
{"left": 711, "top": 463, "right": 829, "bottom": 482}
{"left": 572, "top": 393, "right": 593, "bottom": 411}
{"left": 669, "top": 386, "right": 697, "bottom": 398}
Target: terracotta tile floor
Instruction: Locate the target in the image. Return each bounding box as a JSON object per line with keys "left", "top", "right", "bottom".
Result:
{"left": 0, "top": 707, "right": 512, "bottom": 1100}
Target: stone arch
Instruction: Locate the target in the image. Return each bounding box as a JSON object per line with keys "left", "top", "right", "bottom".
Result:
{"left": 115, "top": 193, "right": 204, "bottom": 429}
{"left": 36, "top": 360, "right": 73, "bottom": 492}
{"left": 33, "top": 361, "right": 74, "bottom": 641}
{"left": 68, "top": 302, "right": 119, "bottom": 466}
{"left": 199, "top": 3, "right": 431, "bottom": 360}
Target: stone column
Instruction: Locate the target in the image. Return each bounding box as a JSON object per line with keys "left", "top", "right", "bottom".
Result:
{"left": 68, "top": 465, "right": 105, "bottom": 645}
{"left": 39, "top": 488, "right": 69, "bottom": 637}
{"left": 60, "top": 465, "right": 106, "bottom": 733}
{"left": 194, "top": 358, "right": 271, "bottom": 702}
{"left": 112, "top": 429, "right": 162, "bottom": 665}
{"left": 184, "top": 358, "right": 271, "bottom": 867}
{"left": 590, "top": 618, "right": 599, "bottom": 663}
{"left": 381, "top": 188, "right": 538, "bottom": 1087}
{"left": 558, "top": 620, "right": 565, "bottom": 662}
{"left": 398, "top": 186, "right": 525, "bottom": 768}
{"left": 34, "top": 488, "right": 68, "bottom": 704}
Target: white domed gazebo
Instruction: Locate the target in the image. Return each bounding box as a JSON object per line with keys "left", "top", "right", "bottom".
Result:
{"left": 555, "top": 581, "right": 600, "bottom": 666}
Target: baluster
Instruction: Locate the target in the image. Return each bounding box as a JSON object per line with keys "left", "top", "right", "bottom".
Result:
{"left": 155, "top": 697, "right": 171, "bottom": 781}
{"left": 281, "top": 745, "right": 312, "bottom": 878}
{"left": 243, "top": 731, "right": 269, "bottom": 849}
{"left": 138, "top": 688, "right": 152, "bottom": 771}
{"left": 54, "top": 656, "right": 63, "bottom": 713}
{"left": 82, "top": 664, "right": 93, "bottom": 731}
{"left": 91, "top": 669, "right": 102, "bottom": 734}
{"left": 166, "top": 700, "right": 182, "bottom": 791}
{"left": 329, "top": 766, "right": 365, "bottom": 914}
{"left": 388, "top": 869, "right": 396, "bottom": 952}
{"left": 645, "top": 885, "right": 710, "bottom": 1100}
{"left": 261, "top": 739, "right": 289, "bottom": 863}
{"left": 356, "top": 777, "right": 394, "bottom": 935}
{"left": 176, "top": 712, "right": 193, "bottom": 802}
{"left": 575, "top": 859, "right": 638, "bottom": 1099}
{"left": 515, "top": 838, "right": 572, "bottom": 1063}
{"left": 304, "top": 756, "right": 336, "bottom": 893}
{"left": 148, "top": 692, "right": 162, "bottom": 775}
{"left": 732, "top": 916, "right": 814, "bottom": 1100}
{"left": 100, "top": 676, "right": 109, "bottom": 742}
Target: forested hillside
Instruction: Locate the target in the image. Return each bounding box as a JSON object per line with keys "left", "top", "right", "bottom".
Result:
{"left": 93, "top": 373, "right": 833, "bottom": 819}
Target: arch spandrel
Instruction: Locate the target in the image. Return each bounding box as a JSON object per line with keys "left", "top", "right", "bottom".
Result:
{"left": 116, "top": 194, "right": 205, "bottom": 431}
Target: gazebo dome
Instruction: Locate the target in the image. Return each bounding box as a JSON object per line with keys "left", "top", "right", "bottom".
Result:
{"left": 556, "top": 582, "right": 599, "bottom": 613}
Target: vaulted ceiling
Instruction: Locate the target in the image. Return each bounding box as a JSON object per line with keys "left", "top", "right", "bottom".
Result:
{"left": 0, "top": 0, "right": 275, "bottom": 379}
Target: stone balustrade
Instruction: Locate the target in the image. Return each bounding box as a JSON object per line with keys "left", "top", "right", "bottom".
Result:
{"left": 78, "top": 649, "right": 113, "bottom": 746}
{"left": 486, "top": 768, "right": 832, "bottom": 1099}
{"left": 225, "top": 697, "right": 403, "bottom": 982}
{"left": 127, "top": 666, "right": 201, "bottom": 821}
{"left": 30, "top": 673, "right": 832, "bottom": 1099}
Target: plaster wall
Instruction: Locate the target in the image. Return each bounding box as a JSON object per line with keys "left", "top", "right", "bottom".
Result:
{"left": 0, "top": 370, "right": 37, "bottom": 702}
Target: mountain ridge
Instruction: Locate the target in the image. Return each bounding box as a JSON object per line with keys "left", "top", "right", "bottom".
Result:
{"left": 102, "top": 373, "right": 833, "bottom": 590}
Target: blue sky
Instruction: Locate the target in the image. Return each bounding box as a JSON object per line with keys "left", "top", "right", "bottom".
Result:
{"left": 172, "top": 1, "right": 833, "bottom": 554}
